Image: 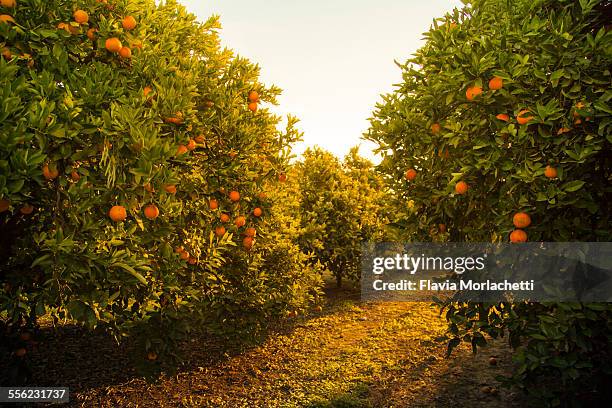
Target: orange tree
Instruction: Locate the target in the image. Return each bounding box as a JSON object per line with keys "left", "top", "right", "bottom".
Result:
{"left": 0, "top": 0, "right": 320, "bottom": 377}
{"left": 296, "top": 147, "right": 388, "bottom": 287}
{"left": 366, "top": 0, "right": 611, "bottom": 404}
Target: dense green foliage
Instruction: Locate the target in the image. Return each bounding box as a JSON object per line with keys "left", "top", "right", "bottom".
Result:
{"left": 366, "top": 0, "right": 611, "bottom": 405}
{"left": 0, "top": 0, "right": 320, "bottom": 377}
{"left": 297, "top": 147, "right": 388, "bottom": 287}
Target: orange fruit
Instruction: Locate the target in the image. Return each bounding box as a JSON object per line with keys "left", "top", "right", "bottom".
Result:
{"left": 431, "top": 123, "right": 441, "bottom": 134}
{"left": 194, "top": 134, "right": 205, "bottom": 144}
{"left": 510, "top": 229, "right": 527, "bottom": 243}
{"left": 215, "top": 226, "right": 226, "bottom": 237}
{"left": 180, "top": 251, "right": 190, "bottom": 260}
{"left": 512, "top": 212, "right": 531, "bottom": 229}
{"left": 235, "top": 216, "right": 246, "bottom": 228}
{"left": 439, "top": 224, "right": 446, "bottom": 233}
{"left": 229, "top": 190, "right": 240, "bottom": 202}
{"left": 86, "top": 28, "right": 97, "bottom": 40}
{"left": 220, "top": 213, "right": 230, "bottom": 223}
{"left": 278, "top": 173, "right": 287, "bottom": 183}
{"left": 0, "top": 199, "right": 9, "bottom": 213}
{"left": 109, "top": 205, "right": 127, "bottom": 222}
{"left": 243, "top": 236, "right": 253, "bottom": 250}
{"left": 42, "top": 163, "right": 59, "bottom": 180}
{"left": 0, "top": 14, "right": 16, "bottom": 24}
{"left": 488, "top": 76, "right": 503, "bottom": 90}
{"left": 163, "top": 184, "right": 177, "bottom": 194}
{"left": 248, "top": 102, "right": 258, "bottom": 113}
{"left": 57, "top": 22, "right": 71, "bottom": 32}
{"left": 405, "top": 168, "right": 417, "bottom": 181}
{"left": 146, "top": 351, "right": 157, "bottom": 361}
{"left": 175, "top": 246, "right": 184, "bottom": 253}
{"left": 257, "top": 192, "right": 267, "bottom": 199}
{"left": 105, "top": 37, "right": 122, "bottom": 53}
{"left": 516, "top": 110, "right": 534, "bottom": 125}
{"left": 496, "top": 113, "right": 510, "bottom": 122}
{"left": 248, "top": 90, "right": 259, "bottom": 102}
{"left": 73, "top": 10, "right": 88, "bottom": 24}
{"left": 0, "top": 0, "right": 16, "bottom": 8}
{"left": 455, "top": 181, "right": 468, "bottom": 195}
{"left": 245, "top": 227, "right": 256, "bottom": 237}
{"left": 188, "top": 257, "right": 197, "bottom": 265}
{"left": 143, "top": 86, "right": 152, "bottom": 98}
{"left": 20, "top": 204, "right": 34, "bottom": 215}
{"left": 144, "top": 204, "right": 159, "bottom": 220}
{"left": 209, "top": 199, "right": 218, "bottom": 210}
{"left": 187, "top": 139, "right": 197, "bottom": 151}
{"left": 119, "top": 46, "right": 132, "bottom": 59}
{"left": 122, "top": 16, "right": 137, "bottom": 30}
{"left": 253, "top": 207, "right": 263, "bottom": 217}
{"left": 70, "top": 170, "right": 80, "bottom": 182}
{"left": 15, "top": 348, "right": 26, "bottom": 357}
{"left": 544, "top": 165, "right": 558, "bottom": 179}
{"left": 176, "top": 145, "right": 188, "bottom": 156}
{"left": 466, "top": 86, "right": 482, "bottom": 101}
{"left": 1, "top": 47, "right": 11, "bottom": 59}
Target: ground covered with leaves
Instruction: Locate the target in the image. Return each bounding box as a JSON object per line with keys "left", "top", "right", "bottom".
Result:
{"left": 24, "top": 286, "right": 525, "bottom": 407}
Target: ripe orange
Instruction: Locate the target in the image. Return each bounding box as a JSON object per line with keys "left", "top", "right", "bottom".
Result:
{"left": 516, "top": 109, "right": 534, "bottom": 125}
{"left": 109, "top": 205, "right": 127, "bottom": 222}
{"left": 0, "top": 14, "right": 16, "bottom": 24}
{"left": 248, "top": 90, "right": 259, "bottom": 102}
{"left": 248, "top": 102, "right": 258, "bottom": 113}
{"left": 180, "top": 251, "right": 190, "bottom": 261}
{"left": 119, "top": 46, "right": 132, "bottom": 59}
{"left": 496, "top": 113, "right": 510, "bottom": 122}
{"left": 431, "top": 123, "right": 441, "bottom": 134}
{"left": 513, "top": 212, "right": 531, "bottom": 229}
{"left": 146, "top": 351, "right": 157, "bottom": 361}
{"left": 215, "top": 226, "right": 226, "bottom": 237}
{"left": 15, "top": 348, "right": 26, "bottom": 357}
{"left": 175, "top": 246, "right": 184, "bottom": 253}
{"left": 488, "top": 76, "right": 503, "bottom": 90}
{"left": 194, "top": 134, "right": 205, "bottom": 144}
{"left": 245, "top": 227, "right": 256, "bottom": 237}
{"left": 544, "top": 165, "right": 558, "bottom": 179}
{"left": 20, "top": 204, "right": 34, "bottom": 215}
{"left": 253, "top": 207, "right": 263, "bottom": 217}
{"left": 105, "top": 37, "right": 122, "bottom": 53}
{"left": 86, "top": 28, "right": 97, "bottom": 40}
{"left": 163, "top": 184, "right": 177, "bottom": 194}
{"left": 243, "top": 236, "right": 253, "bottom": 250}
{"left": 278, "top": 173, "right": 287, "bottom": 183}
{"left": 0, "top": 0, "right": 16, "bottom": 8}
{"left": 143, "top": 86, "right": 152, "bottom": 98}
{"left": 176, "top": 145, "right": 188, "bottom": 156}
{"left": 257, "top": 192, "right": 267, "bottom": 199}
{"left": 0, "top": 199, "right": 9, "bottom": 213}
{"left": 229, "top": 190, "right": 240, "bottom": 202}
{"left": 187, "top": 139, "right": 196, "bottom": 151}
{"left": 71, "top": 170, "right": 80, "bottom": 182}
{"left": 144, "top": 204, "right": 159, "bottom": 220}
{"left": 122, "top": 15, "right": 137, "bottom": 30}
{"left": 73, "top": 10, "right": 88, "bottom": 24}
{"left": 42, "top": 163, "right": 59, "bottom": 180}
{"left": 1, "top": 47, "right": 11, "bottom": 59}
{"left": 510, "top": 229, "right": 528, "bottom": 243}
{"left": 188, "top": 257, "right": 197, "bottom": 265}
{"left": 466, "top": 86, "right": 482, "bottom": 101}
{"left": 220, "top": 213, "right": 230, "bottom": 223}
{"left": 439, "top": 224, "right": 446, "bottom": 233}
{"left": 235, "top": 216, "right": 246, "bottom": 228}
{"left": 209, "top": 199, "right": 218, "bottom": 210}
{"left": 405, "top": 168, "right": 417, "bottom": 181}
{"left": 455, "top": 181, "right": 468, "bottom": 195}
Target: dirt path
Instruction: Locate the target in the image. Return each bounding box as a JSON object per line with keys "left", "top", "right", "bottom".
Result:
{"left": 50, "top": 291, "right": 525, "bottom": 407}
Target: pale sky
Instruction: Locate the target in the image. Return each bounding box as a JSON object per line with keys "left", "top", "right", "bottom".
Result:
{"left": 178, "top": 0, "right": 463, "bottom": 161}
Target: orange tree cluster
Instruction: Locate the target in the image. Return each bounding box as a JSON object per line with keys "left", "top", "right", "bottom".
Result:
{"left": 366, "top": 0, "right": 611, "bottom": 404}
{"left": 0, "top": 0, "right": 320, "bottom": 374}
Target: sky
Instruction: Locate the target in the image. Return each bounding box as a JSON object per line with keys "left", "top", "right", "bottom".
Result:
{"left": 178, "top": 0, "right": 463, "bottom": 162}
